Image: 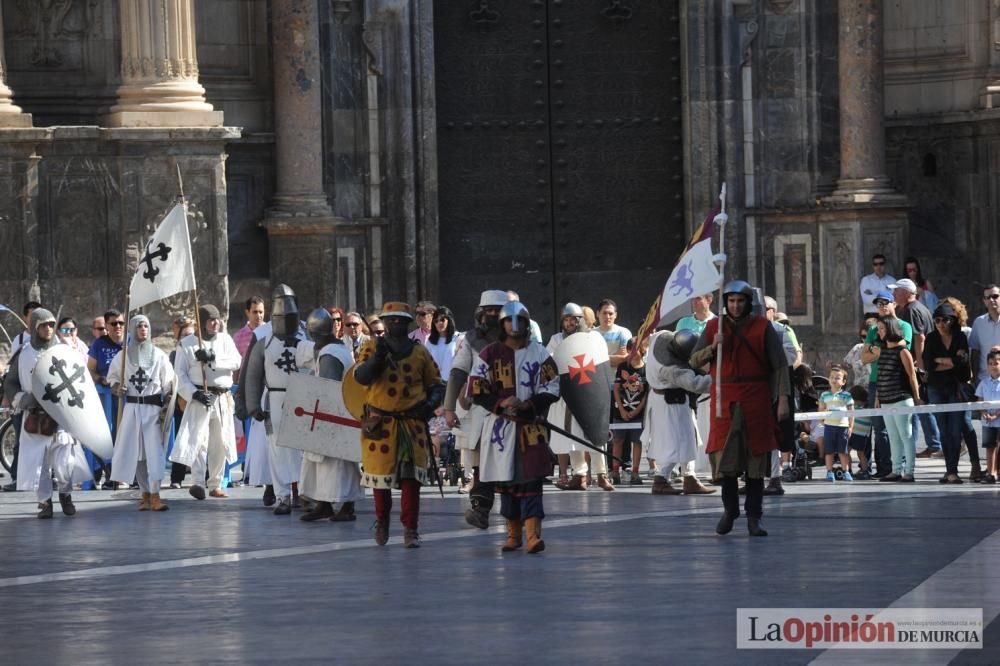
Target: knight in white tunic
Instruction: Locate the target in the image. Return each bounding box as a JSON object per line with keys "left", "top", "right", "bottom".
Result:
{"left": 2, "top": 309, "right": 90, "bottom": 518}
{"left": 108, "top": 314, "right": 176, "bottom": 511}
{"left": 643, "top": 329, "right": 715, "bottom": 496}
{"left": 170, "top": 304, "right": 242, "bottom": 499}
{"left": 298, "top": 308, "right": 365, "bottom": 522}
{"left": 244, "top": 286, "right": 314, "bottom": 515}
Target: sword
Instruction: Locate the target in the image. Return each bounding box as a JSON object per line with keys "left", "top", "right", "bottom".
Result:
{"left": 293, "top": 399, "right": 361, "bottom": 430}
{"left": 537, "top": 418, "right": 625, "bottom": 466}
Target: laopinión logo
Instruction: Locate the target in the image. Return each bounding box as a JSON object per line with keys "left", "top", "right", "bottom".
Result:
{"left": 736, "top": 608, "right": 982, "bottom": 650}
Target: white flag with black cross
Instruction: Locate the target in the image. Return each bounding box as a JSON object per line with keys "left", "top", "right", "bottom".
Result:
{"left": 128, "top": 202, "right": 196, "bottom": 310}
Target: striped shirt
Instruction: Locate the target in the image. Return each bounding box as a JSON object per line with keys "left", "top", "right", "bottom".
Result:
{"left": 876, "top": 346, "right": 911, "bottom": 404}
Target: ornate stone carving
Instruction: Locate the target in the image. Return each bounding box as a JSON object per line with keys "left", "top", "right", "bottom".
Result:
{"left": 11, "top": 0, "right": 100, "bottom": 69}
{"left": 767, "top": 0, "right": 796, "bottom": 14}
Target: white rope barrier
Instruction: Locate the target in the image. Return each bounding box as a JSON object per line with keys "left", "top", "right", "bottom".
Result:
{"left": 796, "top": 400, "right": 1000, "bottom": 422}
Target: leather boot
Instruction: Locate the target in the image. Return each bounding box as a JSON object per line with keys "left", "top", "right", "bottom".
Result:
{"left": 747, "top": 516, "right": 768, "bottom": 537}
{"left": 330, "top": 501, "right": 357, "bottom": 522}
{"left": 969, "top": 461, "right": 984, "bottom": 482}
{"left": 138, "top": 492, "right": 151, "bottom": 511}
{"left": 524, "top": 516, "right": 545, "bottom": 554}
{"left": 501, "top": 518, "right": 523, "bottom": 552}
{"left": 651, "top": 475, "right": 682, "bottom": 495}
{"left": 763, "top": 478, "right": 785, "bottom": 496}
{"left": 37, "top": 499, "right": 53, "bottom": 519}
{"left": 597, "top": 474, "right": 615, "bottom": 491}
{"left": 149, "top": 493, "right": 169, "bottom": 512}
{"left": 58, "top": 493, "right": 76, "bottom": 516}
{"left": 682, "top": 475, "right": 716, "bottom": 495}
{"left": 291, "top": 482, "right": 301, "bottom": 508}
{"left": 717, "top": 477, "right": 739, "bottom": 535}
{"left": 300, "top": 500, "right": 335, "bottom": 522}
{"left": 373, "top": 518, "right": 389, "bottom": 546}
{"left": 262, "top": 484, "right": 276, "bottom": 507}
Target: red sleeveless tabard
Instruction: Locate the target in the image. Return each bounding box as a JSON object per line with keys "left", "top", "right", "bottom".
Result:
{"left": 704, "top": 315, "right": 779, "bottom": 456}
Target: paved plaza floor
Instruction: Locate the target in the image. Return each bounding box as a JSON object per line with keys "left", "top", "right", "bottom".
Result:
{"left": 0, "top": 460, "right": 998, "bottom": 665}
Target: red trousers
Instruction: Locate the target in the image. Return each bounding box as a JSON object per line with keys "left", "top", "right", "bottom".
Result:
{"left": 373, "top": 478, "right": 420, "bottom": 529}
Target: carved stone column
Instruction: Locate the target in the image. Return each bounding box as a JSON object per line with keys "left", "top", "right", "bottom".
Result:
{"left": 983, "top": 0, "right": 1000, "bottom": 108}
{"left": 105, "top": 0, "right": 223, "bottom": 127}
{"left": 826, "top": 0, "right": 904, "bottom": 204}
{"left": 0, "top": 1, "right": 31, "bottom": 127}
{"left": 261, "top": 0, "right": 340, "bottom": 309}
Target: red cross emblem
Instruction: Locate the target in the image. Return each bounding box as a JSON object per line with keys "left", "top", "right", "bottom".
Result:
{"left": 568, "top": 354, "right": 596, "bottom": 385}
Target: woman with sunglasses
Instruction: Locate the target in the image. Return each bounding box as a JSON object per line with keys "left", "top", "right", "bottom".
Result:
{"left": 326, "top": 307, "right": 345, "bottom": 339}
{"left": 923, "top": 302, "right": 971, "bottom": 484}
{"left": 56, "top": 317, "right": 89, "bottom": 358}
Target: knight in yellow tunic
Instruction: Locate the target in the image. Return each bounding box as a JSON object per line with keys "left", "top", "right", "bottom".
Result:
{"left": 353, "top": 301, "right": 444, "bottom": 548}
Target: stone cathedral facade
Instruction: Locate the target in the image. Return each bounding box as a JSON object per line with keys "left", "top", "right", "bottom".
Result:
{"left": 0, "top": 0, "right": 997, "bottom": 361}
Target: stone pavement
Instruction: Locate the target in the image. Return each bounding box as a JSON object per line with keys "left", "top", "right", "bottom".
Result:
{"left": 0, "top": 461, "right": 998, "bottom": 665}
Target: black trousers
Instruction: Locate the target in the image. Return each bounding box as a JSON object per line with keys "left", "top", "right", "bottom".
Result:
{"left": 721, "top": 476, "right": 763, "bottom": 519}
{"left": 469, "top": 470, "right": 495, "bottom": 513}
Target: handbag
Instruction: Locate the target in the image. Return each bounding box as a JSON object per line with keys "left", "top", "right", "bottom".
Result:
{"left": 23, "top": 409, "right": 57, "bottom": 436}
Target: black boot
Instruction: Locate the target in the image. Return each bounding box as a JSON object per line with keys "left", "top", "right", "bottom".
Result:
{"left": 465, "top": 482, "right": 494, "bottom": 529}
{"left": 58, "top": 493, "right": 76, "bottom": 516}
{"left": 37, "top": 499, "right": 53, "bottom": 519}
{"left": 744, "top": 477, "right": 768, "bottom": 536}
{"left": 300, "top": 500, "right": 335, "bottom": 522}
{"left": 262, "top": 484, "right": 276, "bottom": 507}
{"left": 716, "top": 477, "right": 740, "bottom": 535}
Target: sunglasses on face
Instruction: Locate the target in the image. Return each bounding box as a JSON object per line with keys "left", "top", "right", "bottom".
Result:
{"left": 108, "top": 321, "right": 125, "bottom": 327}
{"left": 345, "top": 322, "right": 360, "bottom": 328}
{"left": 59, "top": 327, "right": 75, "bottom": 334}
{"left": 986, "top": 294, "right": 1000, "bottom": 301}
{"left": 873, "top": 261, "right": 885, "bottom": 266}
{"left": 332, "top": 317, "right": 342, "bottom": 322}
{"left": 875, "top": 301, "right": 890, "bottom": 307}
{"left": 933, "top": 317, "right": 952, "bottom": 324}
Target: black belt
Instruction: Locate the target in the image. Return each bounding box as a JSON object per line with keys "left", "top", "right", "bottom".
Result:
{"left": 126, "top": 395, "right": 163, "bottom": 406}
{"left": 267, "top": 387, "right": 286, "bottom": 393}
{"left": 207, "top": 387, "right": 230, "bottom": 395}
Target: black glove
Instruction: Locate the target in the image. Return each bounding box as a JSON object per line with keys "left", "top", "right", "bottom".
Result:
{"left": 194, "top": 348, "right": 216, "bottom": 364}
{"left": 251, "top": 408, "right": 268, "bottom": 422}
{"left": 193, "top": 390, "right": 218, "bottom": 408}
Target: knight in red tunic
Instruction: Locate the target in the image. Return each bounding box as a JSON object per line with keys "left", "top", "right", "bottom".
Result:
{"left": 688, "top": 281, "right": 790, "bottom": 537}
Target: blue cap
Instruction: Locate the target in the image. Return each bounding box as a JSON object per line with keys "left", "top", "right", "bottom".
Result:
{"left": 873, "top": 290, "right": 893, "bottom": 304}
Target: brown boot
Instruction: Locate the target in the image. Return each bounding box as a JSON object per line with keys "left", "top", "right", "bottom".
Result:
{"left": 524, "top": 517, "right": 545, "bottom": 554}
{"left": 682, "top": 475, "right": 716, "bottom": 495}
{"left": 149, "top": 493, "right": 169, "bottom": 511}
{"left": 138, "top": 492, "right": 151, "bottom": 511}
{"left": 501, "top": 519, "right": 523, "bottom": 552}
{"left": 651, "top": 475, "right": 682, "bottom": 495}
{"left": 597, "top": 474, "right": 615, "bottom": 491}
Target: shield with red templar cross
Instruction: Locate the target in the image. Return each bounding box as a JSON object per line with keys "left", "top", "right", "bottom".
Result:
{"left": 277, "top": 373, "right": 362, "bottom": 462}
{"left": 551, "top": 330, "right": 613, "bottom": 447}
{"left": 31, "top": 344, "right": 113, "bottom": 459}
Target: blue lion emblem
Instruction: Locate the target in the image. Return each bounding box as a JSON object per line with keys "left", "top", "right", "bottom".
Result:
{"left": 669, "top": 260, "right": 695, "bottom": 297}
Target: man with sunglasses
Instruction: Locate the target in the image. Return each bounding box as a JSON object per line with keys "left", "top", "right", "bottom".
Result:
{"left": 970, "top": 285, "right": 1000, "bottom": 479}
{"left": 859, "top": 254, "right": 895, "bottom": 319}
{"left": 87, "top": 308, "right": 127, "bottom": 488}
{"left": 343, "top": 311, "right": 369, "bottom": 361}
{"left": 408, "top": 300, "right": 437, "bottom": 345}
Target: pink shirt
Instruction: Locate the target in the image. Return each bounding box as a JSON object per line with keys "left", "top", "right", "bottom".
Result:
{"left": 233, "top": 324, "right": 254, "bottom": 358}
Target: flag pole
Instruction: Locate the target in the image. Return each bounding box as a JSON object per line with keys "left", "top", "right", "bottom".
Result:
{"left": 714, "top": 183, "right": 728, "bottom": 419}
{"left": 114, "top": 294, "right": 131, "bottom": 441}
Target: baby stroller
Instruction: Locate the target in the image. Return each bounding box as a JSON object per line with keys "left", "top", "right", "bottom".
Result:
{"left": 782, "top": 433, "right": 814, "bottom": 481}
{"left": 437, "top": 431, "right": 462, "bottom": 486}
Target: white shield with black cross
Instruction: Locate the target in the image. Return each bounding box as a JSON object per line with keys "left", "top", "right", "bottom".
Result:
{"left": 31, "top": 344, "right": 114, "bottom": 459}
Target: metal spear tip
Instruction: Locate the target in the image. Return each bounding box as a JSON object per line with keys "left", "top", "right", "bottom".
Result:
{"left": 713, "top": 212, "right": 729, "bottom": 226}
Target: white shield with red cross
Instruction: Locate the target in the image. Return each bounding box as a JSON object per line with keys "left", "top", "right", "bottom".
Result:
{"left": 551, "top": 330, "right": 613, "bottom": 447}
{"left": 277, "top": 373, "right": 362, "bottom": 462}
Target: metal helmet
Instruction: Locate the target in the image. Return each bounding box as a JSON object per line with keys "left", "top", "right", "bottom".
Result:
{"left": 478, "top": 290, "right": 508, "bottom": 308}
{"left": 722, "top": 280, "right": 754, "bottom": 318}
{"left": 561, "top": 302, "right": 584, "bottom": 319}
{"left": 670, "top": 328, "right": 699, "bottom": 362}
{"left": 306, "top": 308, "right": 334, "bottom": 343}
{"left": 270, "top": 284, "right": 299, "bottom": 338}
{"left": 499, "top": 300, "right": 530, "bottom": 333}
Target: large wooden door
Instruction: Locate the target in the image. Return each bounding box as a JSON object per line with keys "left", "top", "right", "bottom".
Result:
{"left": 434, "top": 0, "right": 685, "bottom": 334}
